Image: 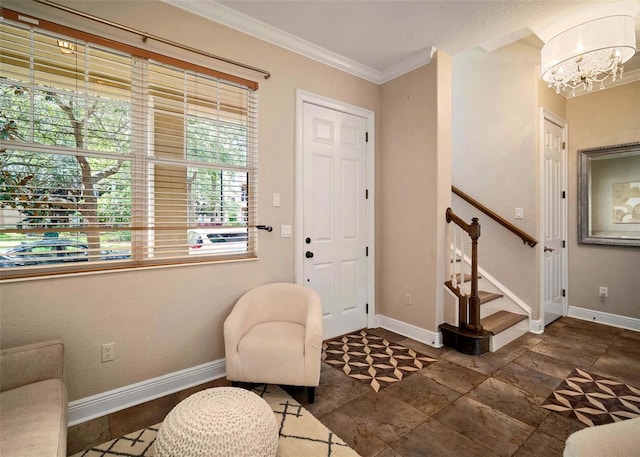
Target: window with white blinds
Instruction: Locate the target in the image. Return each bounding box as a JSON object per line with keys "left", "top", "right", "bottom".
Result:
{"left": 0, "top": 18, "right": 258, "bottom": 279}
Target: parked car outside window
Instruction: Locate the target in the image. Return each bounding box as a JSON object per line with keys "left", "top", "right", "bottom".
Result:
{"left": 0, "top": 239, "right": 130, "bottom": 267}
{"left": 188, "top": 228, "right": 248, "bottom": 255}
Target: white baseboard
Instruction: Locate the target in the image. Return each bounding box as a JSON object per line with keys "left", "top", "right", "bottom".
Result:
{"left": 68, "top": 359, "right": 226, "bottom": 426}
{"left": 568, "top": 306, "right": 640, "bottom": 332}
{"left": 376, "top": 314, "right": 442, "bottom": 348}
{"left": 529, "top": 318, "right": 545, "bottom": 334}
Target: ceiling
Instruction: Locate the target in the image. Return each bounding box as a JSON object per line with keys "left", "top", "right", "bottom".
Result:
{"left": 166, "top": 0, "right": 640, "bottom": 85}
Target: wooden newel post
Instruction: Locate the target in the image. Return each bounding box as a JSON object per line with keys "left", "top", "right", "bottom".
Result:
{"left": 467, "top": 217, "right": 483, "bottom": 333}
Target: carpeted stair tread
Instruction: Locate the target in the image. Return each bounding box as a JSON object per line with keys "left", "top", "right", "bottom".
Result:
{"left": 481, "top": 310, "right": 527, "bottom": 335}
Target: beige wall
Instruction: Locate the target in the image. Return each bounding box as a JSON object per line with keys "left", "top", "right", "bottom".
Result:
{"left": 451, "top": 39, "right": 541, "bottom": 318}
{"left": 378, "top": 53, "right": 451, "bottom": 335}
{"left": 537, "top": 78, "right": 566, "bottom": 121}
{"left": 0, "top": 0, "right": 380, "bottom": 400}
{"left": 566, "top": 82, "right": 640, "bottom": 319}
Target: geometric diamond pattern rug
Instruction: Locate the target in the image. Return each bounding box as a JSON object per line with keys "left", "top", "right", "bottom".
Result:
{"left": 541, "top": 368, "right": 640, "bottom": 427}
{"left": 70, "top": 385, "right": 360, "bottom": 457}
{"left": 322, "top": 329, "right": 437, "bottom": 392}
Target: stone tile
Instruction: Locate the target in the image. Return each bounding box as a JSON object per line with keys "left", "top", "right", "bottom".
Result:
{"left": 619, "top": 329, "right": 640, "bottom": 342}
{"left": 514, "top": 350, "right": 577, "bottom": 380}
{"left": 318, "top": 408, "right": 387, "bottom": 457}
{"left": 543, "top": 318, "right": 622, "bottom": 346}
{"left": 316, "top": 362, "right": 372, "bottom": 407}
{"left": 529, "top": 336, "right": 609, "bottom": 369}
{"left": 608, "top": 332, "right": 640, "bottom": 357}
{"left": 499, "top": 332, "right": 545, "bottom": 357}
{"left": 467, "top": 377, "right": 550, "bottom": 427}
{"left": 420, "top": 359, "right": 488, "bottom": 394}
{"left": 434, "top": 396, "right": 534, "bottom": 457}
{"left": 366, "top": 327, "right": 405, "bottom": 343}
{"left": 282, "top": 385, "right": 339, "bottom": 417}
{"left": 513, "top": 430, "right": 565, "bottom": 457}
{"left": 388, "top": 417, "right": 498, "bottom": 457}
{"left": 336, "top": 390, "right": 428, "bottom": 444}
{"left": 374, "top": 448, "right": 402, "bottom": 457}
{"left": 385, "top": 372, "right": 462, "bottom": 416}
{"left": 108, "top": 393, "right": 179, "bottom": 438}
{"left": 441, "top": 346, "right": 519, "bottom": 376}
{"left": 494, "top": 362, "right": 563, "bottom": 399}
{"left": 397, "top": 337, "right": 451, "bottom": 359}
{"left": 537, "top": 411, "right": 587, "bottom": 442}
{"left": 589, "top": 350, "right": 640, "bottom": 388}
{"left": 67, "top": 415, "right": 110, "bottom": 455}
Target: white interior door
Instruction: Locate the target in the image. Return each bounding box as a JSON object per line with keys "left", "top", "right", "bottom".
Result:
{"left": 302, "top": 102, "right": 368, "bottom": 339}
{"left": 542, "top": 115, "right": 567, "bottom": 325}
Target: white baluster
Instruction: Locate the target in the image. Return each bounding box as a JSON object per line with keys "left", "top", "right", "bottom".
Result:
{"left": 451, "top": 227, "right": 457, "bottom": 289}
{"left": 448, "top": 223, "right": 453, "bottom": 282}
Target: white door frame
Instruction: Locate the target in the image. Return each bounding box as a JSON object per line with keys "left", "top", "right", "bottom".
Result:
{"left": 295, "top": 89, "right": 376, "bottom": 330}
{"left": 538, "top": 108, "right": 568, "bottom": 329}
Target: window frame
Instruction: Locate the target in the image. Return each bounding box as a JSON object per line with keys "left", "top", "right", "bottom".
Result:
{"left": 0, "top": 10, "right": 259, "bottom": 280}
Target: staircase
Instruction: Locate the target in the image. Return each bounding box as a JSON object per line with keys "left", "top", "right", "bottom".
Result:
{"left": 440, "top": 207, "right": 531, "bottom": 355}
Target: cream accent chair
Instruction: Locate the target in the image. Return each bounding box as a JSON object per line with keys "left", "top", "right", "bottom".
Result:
{"left": 224, "top": 282, "right": 323, "bottom": 403}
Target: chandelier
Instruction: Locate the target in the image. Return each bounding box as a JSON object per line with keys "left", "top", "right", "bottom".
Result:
{"left": 541, "top": 15, "right": 637, "bottom": 96}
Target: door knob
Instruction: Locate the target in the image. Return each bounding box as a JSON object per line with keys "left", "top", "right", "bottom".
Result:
{"left": 544, "top": 246, "right": 555, "bottom": 253}
{"left": 305, "top": 251, "right": 314, "bottom": 258}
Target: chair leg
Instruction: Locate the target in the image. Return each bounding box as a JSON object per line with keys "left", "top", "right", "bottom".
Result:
{"left": 307, "top": 386, "right": 315, "bottom": 404}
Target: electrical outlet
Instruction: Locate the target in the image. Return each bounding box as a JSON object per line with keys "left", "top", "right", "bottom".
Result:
{"left": 599, "top": 286, "right": 608, "bottom": 298}
{"left": 404, "top": 293, "right": 412, "bottom": 305}
{"left": 101, "top": 343, "right": 115, "bottom": 363}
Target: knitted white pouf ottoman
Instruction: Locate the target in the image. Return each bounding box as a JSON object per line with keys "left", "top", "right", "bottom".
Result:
{"left": 154, "top": 387, "right": 278, "bottom": 457}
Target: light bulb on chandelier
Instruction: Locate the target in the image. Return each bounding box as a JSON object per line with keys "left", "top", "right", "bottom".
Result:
{"left": 541, "top": 15, "right": 637, "bottom": 97}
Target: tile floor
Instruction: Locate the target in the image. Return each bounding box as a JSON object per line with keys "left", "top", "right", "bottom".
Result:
{"left": 67, "top": 317, "right": 640, "bottom": 456}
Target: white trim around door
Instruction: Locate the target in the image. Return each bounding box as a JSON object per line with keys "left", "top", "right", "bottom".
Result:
{"left": 294, "top": 89, "right": 376, "bottom": 331}
{"left": 539, "top": 108, "right": 569, "bottom": 326}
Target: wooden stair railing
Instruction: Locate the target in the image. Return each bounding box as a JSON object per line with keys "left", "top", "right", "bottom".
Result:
{"left": 445, "top": 208, "right": 482, "bottom": 333}
{"left": 452, "top": 186, "right": 538, "bottom": 247}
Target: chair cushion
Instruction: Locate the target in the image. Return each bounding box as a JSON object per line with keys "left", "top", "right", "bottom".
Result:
{"left": 563, "top": 417, "right": 640, "bottom": 457}
{"left": 236, "top": 322, "right": 306, "bottom": 385}
{"left": 0, "top": 379, "right": 67, "bottom": 457}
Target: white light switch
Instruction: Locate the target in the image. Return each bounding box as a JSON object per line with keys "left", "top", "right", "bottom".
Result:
{"left": 281, "top": 225, "right": 292, "bottom": 238}
{"left": 515, "top": 208, "right": 524, "bottom": 219}
{"left": 272, "top": 193, "right": 281, "bottom": 207}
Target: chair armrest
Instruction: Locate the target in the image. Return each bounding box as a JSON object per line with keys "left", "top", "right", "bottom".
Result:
{"left": 0, "top": 340, "right": 64, "bottom": 392}
{"left": 305, "top": 293, "right": 323, "bottom": 353}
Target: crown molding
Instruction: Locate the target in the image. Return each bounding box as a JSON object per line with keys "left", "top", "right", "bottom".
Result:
{"left": 379, "top": 48, "right": 436, "bottom": 84}
{"left": 163, "top": 0, "right": 386, "bottom": 84}
{"left": 479, "top": 26, "right": 536, "bottom": 53}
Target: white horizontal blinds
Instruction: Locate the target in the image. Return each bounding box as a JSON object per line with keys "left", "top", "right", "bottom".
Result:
{"left": 1, "top": 22, "right": 134, "bottom": 268}
{"left": 0, "top": 18, "right": 258, "bottom": 277}
{"left": 146, "top": 61, "right": 257, "bottom": 259}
